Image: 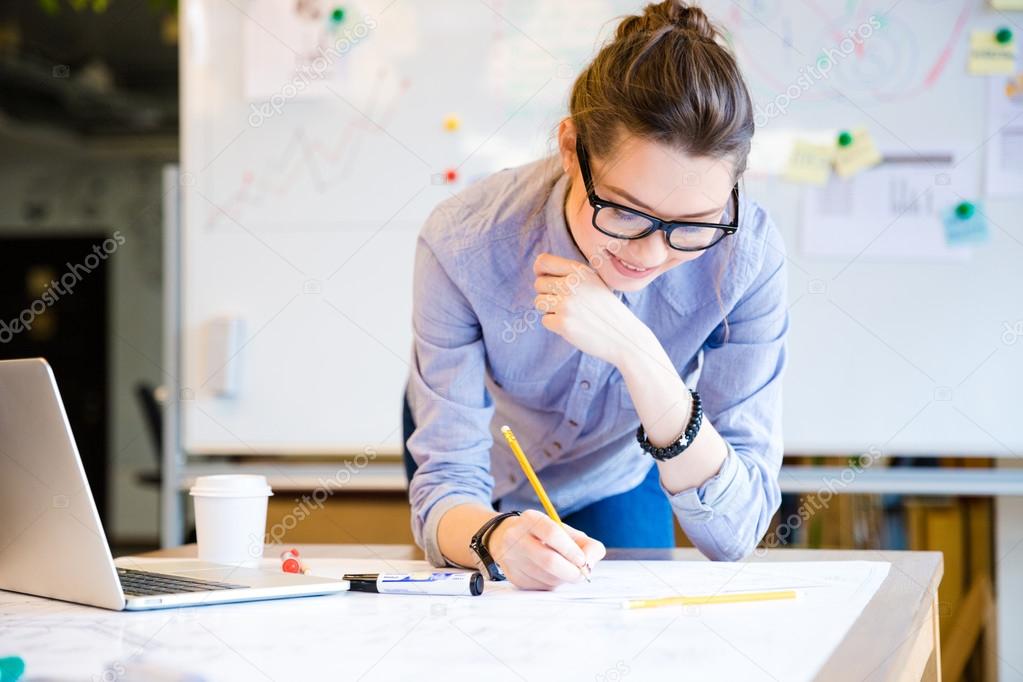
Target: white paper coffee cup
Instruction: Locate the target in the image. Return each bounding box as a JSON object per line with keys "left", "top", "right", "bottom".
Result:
{"left": 189, "top": 475, "right": 273, "bottom": 568}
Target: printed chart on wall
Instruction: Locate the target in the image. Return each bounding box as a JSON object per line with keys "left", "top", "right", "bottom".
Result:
{"left": 800, "top": 149, "right": 981, "bottom": 262}
{"left": 986, "top": 72, "right": 1023, "bottom": 197}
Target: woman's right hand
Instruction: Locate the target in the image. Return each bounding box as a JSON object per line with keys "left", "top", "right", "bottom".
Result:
{"left": 488, "top": 509, "right": 606, "bottom": 590}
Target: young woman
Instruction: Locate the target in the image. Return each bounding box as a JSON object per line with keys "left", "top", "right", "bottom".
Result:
{"left": 404, "top": 0, "right": 787, "bottom": 590}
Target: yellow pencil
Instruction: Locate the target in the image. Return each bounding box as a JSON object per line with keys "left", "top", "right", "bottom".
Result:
{"left": 500, "top": 424, "right": 592, "bottom": 582}
{"left": 622, "top": 589, "right": 798, "bottom": 610}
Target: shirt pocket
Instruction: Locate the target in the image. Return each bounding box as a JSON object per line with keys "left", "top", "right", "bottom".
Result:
{"left": 487, "top": 368, "right": 552, "bottom": 406}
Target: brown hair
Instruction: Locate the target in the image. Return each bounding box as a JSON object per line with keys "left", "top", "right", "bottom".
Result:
{"left": 570, "top": 0, "right": 754, "bottom": 173}
{"left": 557, "top": 1, "right": 754, "bottom": 339}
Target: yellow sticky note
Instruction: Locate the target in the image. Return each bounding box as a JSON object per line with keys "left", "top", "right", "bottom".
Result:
{"left": 834, "top": 128, "right": 882, "bottom": 178}
{"left": 968, "top": 30, "right": 1016, "bottom": 76}
{"left": 992, "top": 0, "right": 1023, "bottom": 10}
{"left": 783, "top": 141, "right": 835, "bottom": 185}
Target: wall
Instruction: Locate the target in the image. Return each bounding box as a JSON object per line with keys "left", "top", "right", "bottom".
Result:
{"left": 0, "top": 130, "right": 172, "bottom": 544}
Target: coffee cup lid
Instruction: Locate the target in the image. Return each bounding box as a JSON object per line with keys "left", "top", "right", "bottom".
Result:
{"left": 189, "top": 474, "right": 273, "bottom": 498}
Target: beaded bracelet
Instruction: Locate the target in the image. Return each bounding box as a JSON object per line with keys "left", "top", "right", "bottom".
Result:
{"left": 635, "top": 389, "right": 703, "bottom": 461}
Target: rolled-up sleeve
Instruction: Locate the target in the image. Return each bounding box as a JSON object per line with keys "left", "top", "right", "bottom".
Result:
{"left": 407, "top": 229, "right": 496, "bottom": 567}
{"left": 665, "top": 222, "right": 788, "bottom": 561}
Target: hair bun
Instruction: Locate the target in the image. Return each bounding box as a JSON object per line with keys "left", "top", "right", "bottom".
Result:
{"left": 616, "top": 1, "right": 719, "bottom": 42}
{"left": 669, "top": 4, "right": 717, "bottom": 41}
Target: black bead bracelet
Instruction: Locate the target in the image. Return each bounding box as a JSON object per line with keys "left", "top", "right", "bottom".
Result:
{"left": 636, "top": 389, "right": 703, "bottom": 461}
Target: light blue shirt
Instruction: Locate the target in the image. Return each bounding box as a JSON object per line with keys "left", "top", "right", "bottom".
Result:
{"left": 407, "top": 156, "right": 788, "bottom": 567}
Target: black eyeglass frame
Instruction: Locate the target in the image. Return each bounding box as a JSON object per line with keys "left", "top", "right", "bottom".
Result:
{"left": 575, "top": 139, "right": 740, "bottom": 252}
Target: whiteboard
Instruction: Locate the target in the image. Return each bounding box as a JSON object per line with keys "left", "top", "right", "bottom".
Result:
{"left": 180, "top": 0, "right": 1023, "bottom": 456}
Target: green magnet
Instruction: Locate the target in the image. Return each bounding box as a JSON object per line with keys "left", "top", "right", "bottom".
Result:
{"left": 331, "top": 7, "right": 345, "bottom": 24}
{"left": 955, "top": 201, "right": 975, "bottom": 219}
{"left": 837, "top": 131, "right": 853, "bottom": 147}
{"left": 995, "top": 27, "right": 1013, "bottom": 45}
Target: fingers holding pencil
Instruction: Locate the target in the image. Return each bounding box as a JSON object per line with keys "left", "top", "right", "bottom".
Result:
{"left": 501, "top": 425, "right": 600, "bottom": 584}
{"left": 526, "top": 511, "right": 603, "bottom": 581}
{"left": 563, "top": 523, "right": 607, "bottom": 570}
{"left": 490, "top": 510, "right": 603, "bottom": 589}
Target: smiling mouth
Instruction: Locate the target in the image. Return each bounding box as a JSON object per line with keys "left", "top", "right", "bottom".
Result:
{"left": 618, "top": 257, "right": 650, "bottom": 272}
{"left": 609, "top": 251, "right": 658, "bottom": 272}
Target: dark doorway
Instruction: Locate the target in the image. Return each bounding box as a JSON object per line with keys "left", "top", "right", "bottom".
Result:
{"left": 0, "top": 233, "right": 111, "bottom": 527}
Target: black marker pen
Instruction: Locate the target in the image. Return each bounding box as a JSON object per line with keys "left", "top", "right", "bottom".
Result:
{"left": 343, "top": 571, "right": 484, "bottom": 596}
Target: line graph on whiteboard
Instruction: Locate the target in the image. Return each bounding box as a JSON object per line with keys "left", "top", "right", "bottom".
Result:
{"left": 204, "top": 69, "right": 414, "bottom": 231}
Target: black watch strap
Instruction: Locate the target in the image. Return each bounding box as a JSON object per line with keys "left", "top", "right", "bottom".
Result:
{"left": 469, "top": 511, "right": 521, "bottom": 581}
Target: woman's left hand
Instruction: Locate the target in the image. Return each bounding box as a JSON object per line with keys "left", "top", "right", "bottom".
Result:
{"left": 532, "top": 252, "right": 643, "bottom": 366}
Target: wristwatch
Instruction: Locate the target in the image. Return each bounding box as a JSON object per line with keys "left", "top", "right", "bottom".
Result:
{"left": 469, "top": 511, "right": 521, "bottom": 581}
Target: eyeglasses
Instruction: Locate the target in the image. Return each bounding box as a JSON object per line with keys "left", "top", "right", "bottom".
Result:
{"left": 575, "top": 139, "right": 739, "bottom": 252}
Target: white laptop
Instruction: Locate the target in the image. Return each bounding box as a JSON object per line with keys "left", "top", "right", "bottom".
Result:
{"left": 0, "top": 358, "right": 349, "bottom": 610}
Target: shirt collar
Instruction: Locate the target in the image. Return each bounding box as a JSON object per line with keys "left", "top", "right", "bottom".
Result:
{"left": 543, "top": 171, "right": 586, "bottom": 263}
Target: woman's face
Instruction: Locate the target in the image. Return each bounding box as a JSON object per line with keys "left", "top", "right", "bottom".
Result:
{"left": 559, "top": 124, "right": 736, "bottom": 293}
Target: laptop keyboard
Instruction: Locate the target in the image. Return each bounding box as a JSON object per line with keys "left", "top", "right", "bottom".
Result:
{"left": 117, "top": 567, "right": 247, "bottom": 596}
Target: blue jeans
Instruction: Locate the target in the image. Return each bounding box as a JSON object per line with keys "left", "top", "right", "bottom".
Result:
{"left": 403, "top": 392, "right": 675, "bottom": 548}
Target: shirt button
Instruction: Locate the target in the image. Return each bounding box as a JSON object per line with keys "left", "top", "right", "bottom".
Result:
{"left": 543, "top": 449, "right": 553, "bottom": 459}
{"left": 508, "top": 473, "right": 516, "bottom": 483}
{"left": 553, "top": 441, "right": 562, "bottom": 450}
{"left": 568, "top": 419, "right": 579, "bottom": 427}
{"left": 580, "top": 380, "right": 591, "bottom": 390}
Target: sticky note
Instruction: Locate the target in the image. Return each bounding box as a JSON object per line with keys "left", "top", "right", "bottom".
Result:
{"left": 783, "top": 140, "right": 835, "bottom": 185}
{"left": 968, "top": 29, "right": 1016, "bottom": 76}
{"left": 942, "top": 201, "right": 989, "bottom": 245}
{"left": 992, "top": 0, "right": 1023, "bottom": 9}
{"left": 834, "top": 128, "right": 882, "bottom": 178}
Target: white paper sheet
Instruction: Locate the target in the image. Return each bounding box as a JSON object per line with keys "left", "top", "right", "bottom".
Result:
{"left": 985, "top": 75, "right": 1023, "bottom": 198}
{"left": 5, "top": 558, "right": 890, "bottom": 682}
{"left": 800, "top": 149, "right": 979, "bottom": 261}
